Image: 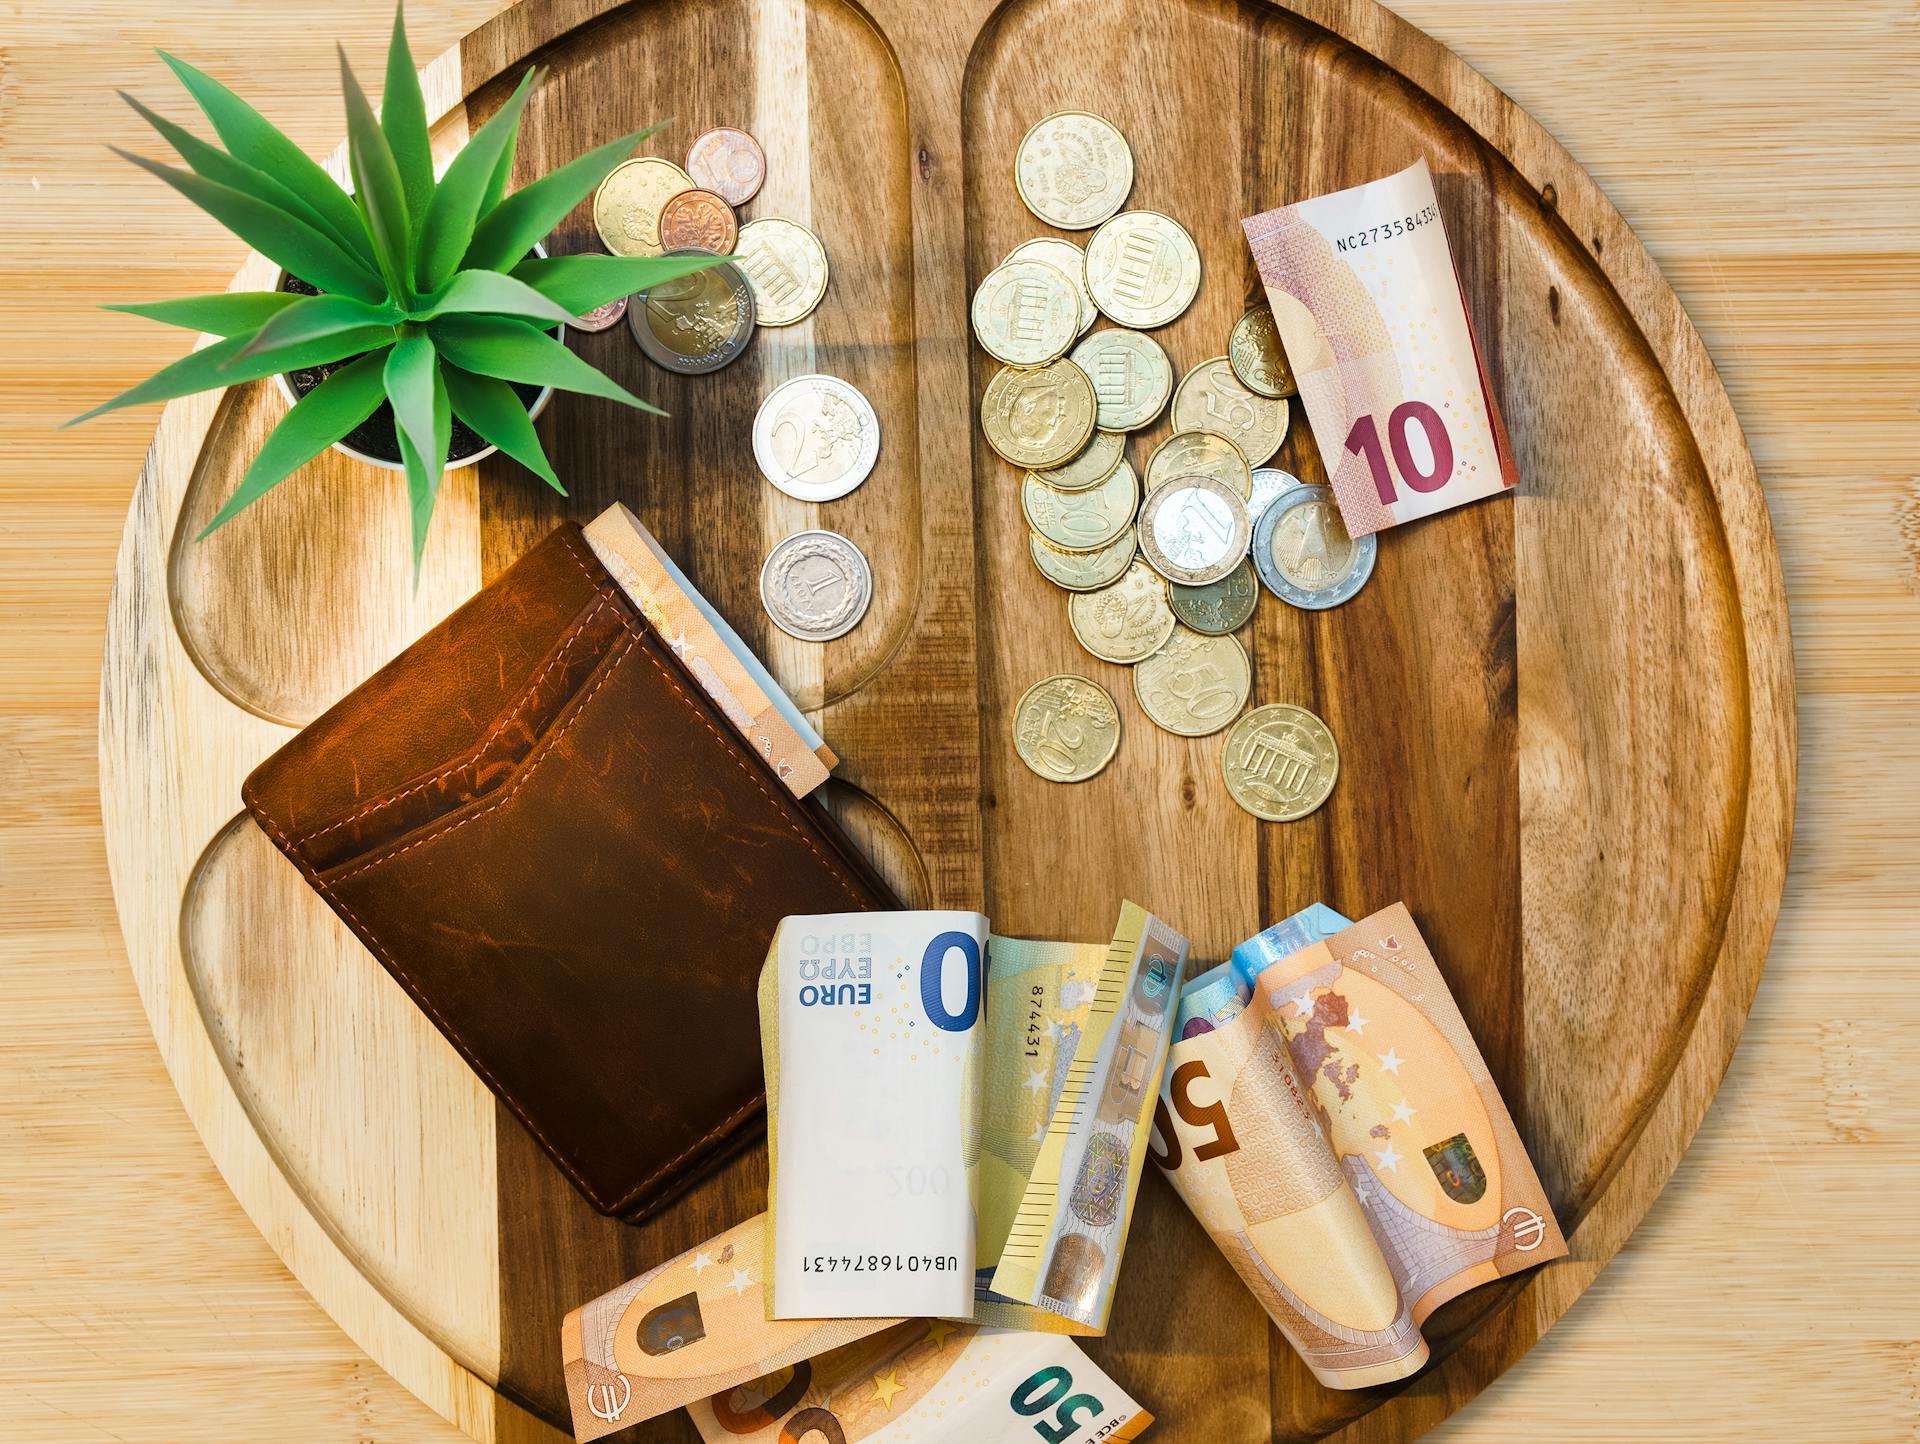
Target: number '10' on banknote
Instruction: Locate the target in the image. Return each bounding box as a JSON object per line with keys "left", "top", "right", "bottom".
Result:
{"left": 1243, "top": 157, "right": 1519, "bottom": 537}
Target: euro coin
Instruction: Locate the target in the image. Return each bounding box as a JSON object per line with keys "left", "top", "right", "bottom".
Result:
{"left": 1221, "top": 703, "right": 1338, "bottom": 821}
{"left": 1170, "top": 357, "right": 1289, "bottom": 468}
{"left": 981, "top": 360, "right": 1097, "bottom": 470}
{"left": 1228, "top": 305, "right": 1296, "bottom": 398}
{"left": 571, "top": 294, "right": 628, "bottom": 333}
{"left": 972, "top": 258, "right": 1081, "bottom": 367}
{"left": 1005, "top": 237, "right": 1096, "bottom": 336}
{"left": 1014, "top": 674, "right": 1121, "bottom": 783}
{"left": 684, "top": 126, "right": 766, "bottom": 205}
{"left": 1251, "top": 482, "right": 1377, "bottom": 609}
{"left": 1133, "top": 626, "right": 1250, "bottom": 737}
{"left": 1029, "top": 526, "right": 1137, "bottom": 592}
{"left": 593, "top": 157, "right": 694, "bottom": 256}
{"left": 656, "top": 188, "right": 738, "bottom": 254}
{"left": 752, "top": 373, "right": 880, "bottom": 502}
{"left": 1138, "top": 474, "right": 1252, "bottom": 586}
{"left": 1031, "top": 429, "right": 1124, "bottom": 492}
{"left": 735, "top": 217, "right": 830, "bottom": 326}
{"left": 1067, "top": 560, "right": 1175, "bottom": 664}
{"left": 1246, "top": 467, "right": 1305, "bottom": 541}
{"left": 629, "top": 252, "right": 755, "bottom": 374}
{"left": 759, "top": 529, "right": 873, "bottom": 642}
{"left": 1146, "top": 429, "right": 1251, "bottom": 498}
{"left": 1014, "top": 112, "right": 1134, "bottom": 230}
{"left": 1069, "top": 327, "right": 1172, "bottom": 432}
{"left": 1022, "top": 458, "right": 1137, "bottom": 551}
{"left": 1169, "top": 557, "right": 1258, "bottom": 634}
{"left": 1084, "top": 210, "right": 1199, "bottom": 328}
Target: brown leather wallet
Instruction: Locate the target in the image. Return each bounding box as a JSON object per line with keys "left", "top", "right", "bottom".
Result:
{"left": 243, "top": 522, "right": 897, "bottom": 1221}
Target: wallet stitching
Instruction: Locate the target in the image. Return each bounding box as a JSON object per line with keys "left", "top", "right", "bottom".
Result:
{"left": 605, "top": 1091, "right": 767, "bottom": 1215}
{"left": 291, "top": 592, "right": 615, "bottom": 851}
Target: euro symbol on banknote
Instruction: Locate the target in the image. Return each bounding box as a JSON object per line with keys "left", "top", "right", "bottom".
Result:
{"left": 585, "top": 1376, "right": 631, "bottom": 1424}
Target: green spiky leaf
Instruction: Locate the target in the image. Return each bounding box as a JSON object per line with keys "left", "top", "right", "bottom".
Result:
{"left": 338, "top": 49, "right": 415, "bottom": 304}
{"left": 428, "top": 314, "right": 662, "bottom": 413}
{"left": 234, "top": 293, "right": 403, "bottom": 360}
{"left": 413, "top": 70, "right": 536, "bottom": 293}
{"left": 478, "top": 110, "right": 521, "bottom": 216}
{"left": 105, "top": 291, "right": 304, "bottom": 337}
{"left": 462, "top": 122, "right": 665, "bottom": 274}
{"left": 157, "top": 50, "right": 375, "bottom": 267}
{"left": 380, "top": 2, "right": 435, "bottom": 228}
{"left": 112, "top": 147, "right": 385, "bottom": 304}
{"left": 198, "top": 349, "right": 391, "bottom": 536}
{"left": 443, "top": 364, "right": 563, "bottom": 494}
{"left": 416, "top": 269, "right": 575, "bottom": 326}
{"left": 66, "top": 325, "right": 398, "bottom": 426}
{"left": 510, "top": 251, "right": 727, "bottom": 315}
{"left": 388, "top": 338, "right": 450, "bottom": 572}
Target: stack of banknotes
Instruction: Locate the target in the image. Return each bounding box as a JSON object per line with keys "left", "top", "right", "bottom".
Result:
{"left": 559, "top": 898, "right": 1564, "bottom": 1439}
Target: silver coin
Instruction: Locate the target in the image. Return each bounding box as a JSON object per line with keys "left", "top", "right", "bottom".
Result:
{"left": 1251, "top": 483, "right": 1377, "bottom": 610}
{"left": 627, "top": 250, "right": 755, "bottom": 374}
{"left": 1246, "top": 468, "right": 1306, "bottom": 546}
{"left": 759, "top": 530, "right": 874, "bottom": 641}
{"left": 751, "top": 374, "right": 881, "bottom": 502}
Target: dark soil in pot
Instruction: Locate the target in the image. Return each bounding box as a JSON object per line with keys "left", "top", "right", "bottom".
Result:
{"left": 278, "top": 274, "right": 544, "bottom": 465}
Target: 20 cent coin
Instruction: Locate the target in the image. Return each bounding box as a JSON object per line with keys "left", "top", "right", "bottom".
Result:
{"left": 972, "top": 258, "right": 1081, "bottom": 367}
{"left": 736, "top": 218, "right": 830, "bottom": 326}
{"left": 1022, "top": 458, "right": 1137, "bottom": 551}
{"left": 1146, "top": 429, "right": 1251, "bottom": 499}
{"left": 1031, "top": 429, "right": 1124, "bottom": 492}
{"left": 1069, "top": 327, "right": 1172, "bottom": 432}
{"left": 1029, "top": 527, "right": 1137, "bottom": 592}
{"left": 1014, "top": 674, "right": 1121, "bottom": 783}
{"left": 593, "top": 157, "right": 694, "bottom": 256}
{"left": 1014, "top": 112, "right": 1134, "bottom": 230}
{"left": 1005, "top": 237, "right": 1096, "bottom": 335}
{"left": 981, "top": 360, "right": 1097, "bottom": 470}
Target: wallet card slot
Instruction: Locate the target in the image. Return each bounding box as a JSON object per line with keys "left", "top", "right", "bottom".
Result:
{"left": 290, "top": 588, "right": 630, "bottom": 873}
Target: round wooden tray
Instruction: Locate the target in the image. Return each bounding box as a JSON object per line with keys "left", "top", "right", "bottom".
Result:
{"left": 99, "top": 0, "right": 1794, "bottom": 1439}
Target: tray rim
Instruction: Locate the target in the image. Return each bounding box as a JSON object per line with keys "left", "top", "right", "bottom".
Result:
{"left": 96, "top": 0, "right": 1797, "bottom": 1440}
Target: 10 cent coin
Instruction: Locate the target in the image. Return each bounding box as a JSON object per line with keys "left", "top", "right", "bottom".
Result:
{"left": 759, "top": 529, "right": 873, "bottom": 642}
{"left": 1252, "top": 482, "right": 1377, "bottom": 609}
{"left": 1069, "top": 327, "right": 1172, "bottom": 432}
{"left": 1246, "top": 467, "right": 1305, "bottom": 538}
{"left": 1014, "top": 674, "right": 1121, "bottom": 783}
{"left": 972, "top": 258, "right": 1081, "bottom": 367}
{"left": 1221, "top": 703, "right": 1339, "bottom": 821}
{"left": 752, "top": 374, "right": 881, "bottom": 502}
{"left": 736, "top": 218, "right": 830, "bottom": 326}
{"left": 1228, "top": 306, "right": 1296, "bottom": 398}
{"left": 1014, "top": 112, "right": 1134, "bottom": 231}
{"left": 1169, "top": 557, "right": 1258, "bottom": 635}
{"left": 1085, "top": 210, "right": 1200, "bottom": 328}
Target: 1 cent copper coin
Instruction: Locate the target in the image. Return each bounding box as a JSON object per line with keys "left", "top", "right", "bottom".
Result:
{"left": 657, "top": 189, "right": 739, "bottom": 254}
{"left": 685, "top": 127, "right": 767, "bottom": 206}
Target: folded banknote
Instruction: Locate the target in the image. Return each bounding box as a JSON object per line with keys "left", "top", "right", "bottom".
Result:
{"left": 687, "top": 1319, "right": 1154, "bottom": 1443}
{"left": 1154, "top": 902, "right": 1566, "bottom": 1389}
{"left": 1243, "top": 158, "right": 1519, "bottom": 537}
{"left": 584, "top": 502, "right": 836, "bottom": 797}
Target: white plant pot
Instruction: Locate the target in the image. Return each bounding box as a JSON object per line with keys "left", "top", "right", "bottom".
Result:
{"left": 270, "top": 242, "right": 559, "bottom": 473}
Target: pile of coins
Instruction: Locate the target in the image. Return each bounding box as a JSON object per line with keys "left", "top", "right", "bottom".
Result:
{"left": 588, "top": 128, "right": 879, "bottom": 645}
{"left": 983, "top": 112, "right": 1372, "bottom": 822}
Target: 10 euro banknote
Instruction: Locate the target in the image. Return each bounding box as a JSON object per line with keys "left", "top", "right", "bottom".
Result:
{"left": 1243, "top": 158, "right": 1519, "bottom": 536}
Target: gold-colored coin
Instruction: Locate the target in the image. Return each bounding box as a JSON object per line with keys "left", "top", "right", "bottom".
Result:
{"left": 1014, "top": 112, "right": 1134, "bottom": 231}
{"left": 1133, "top": 626, "right": 1251, "bottom": 737}
{"left": 1014, "top": 673, "right": 1121, "bottom": 783}
{"left": 1031, "top": 429, "right": 1124, "bottom": 492}
{"left": 1084, "top": 210, "right": 1200, "bottom": 328}
{"left": 1145, "top": 429, "right": 1252, "bottom": 498}
{"left": 1005, "top": 237, "right": 1096, "bottom": 336}
{"left": 734, "top": 217, "right": 830, "bottom": 326}
{"left": 1169, "top": 557, "right": 1259, "bottom": 635}
{"left": 981, "top": 360, "right": 1097, "bottom": 470}
{"left": 1028, "top": 526, "right": 1137, "bottom": 592}
{"left": 1067, "top": 560, "right": 1176, "bottom": 664}
{"left": 593, "top": 157, "right": 694, "bottom": 256}
{"left": 1022, "top": 458, "right": 1137, "bottom": 551}
{"left": 1068, "top": 327, "right": 1172, "bottom": 432}
{"left": 1229, "top": 306, "right": 1296, "bottom": 398}
{"left": 971, "top": 259, "right": 1081, "bottom": 367}
{"left": 1170, "top": 357, "right": 1290, "bottom": 468}
{"left": 1220, "top": 703, "right": 1339, "bottom": 822}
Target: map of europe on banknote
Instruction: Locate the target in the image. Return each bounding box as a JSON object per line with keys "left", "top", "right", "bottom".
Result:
{"left": 1154, "top": 903, "right": 1566, "bottom": 1388}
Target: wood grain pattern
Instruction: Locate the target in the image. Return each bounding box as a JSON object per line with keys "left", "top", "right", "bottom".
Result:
{"left": 13, "top": 1, "right": 1903, "bottom": 1442}
{"left": 96, "top": 0, "right": 1790, "bottom": 1438}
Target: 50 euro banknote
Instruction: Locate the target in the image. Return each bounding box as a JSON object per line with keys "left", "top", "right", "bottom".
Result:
{"left": 1242, "top": 158, "right": 1519, "bottom": 537}
{"left": 687, "top": 1318, "right": 1153, "bottom": 1444}
{"left": 583, "top": 502, "right": 836, "bottom": 797}
{"left": 1153, "top": 902, "right": 1565, "bottom": 1389}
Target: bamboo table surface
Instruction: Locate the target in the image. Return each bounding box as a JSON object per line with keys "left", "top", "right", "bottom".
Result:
{"left": 0, "top": 1, "right": 1913, "bottom": 1440}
